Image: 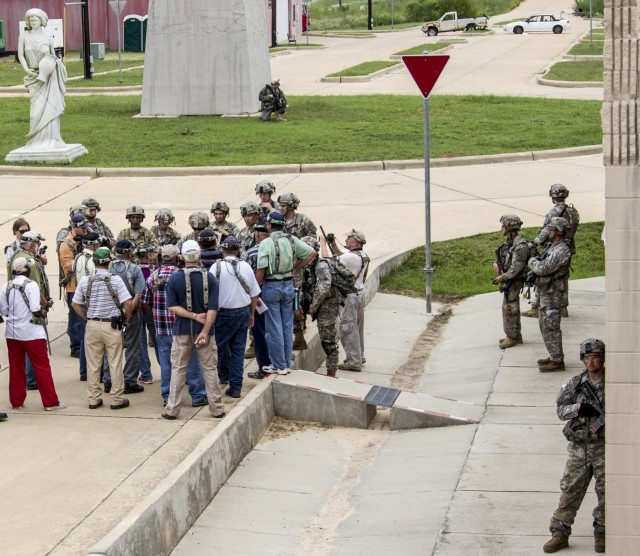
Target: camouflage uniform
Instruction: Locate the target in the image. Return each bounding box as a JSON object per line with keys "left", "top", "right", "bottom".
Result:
{"left": 305, "top": 259, "right": 340, "bottom": 374}
{"left": 117, "top": 227, "right": 158, "bottom": 250}
{"left": 151, "top": 226, "right": 181, "bottom": 247}
{"left": 236, "top": 226, "right": 256, "bottom": 251}
{"left": 285, "top": 213, "right": 316, "bottom": 240}
{"left": 88, "top": 218, "right": 115, "bottom": 248}
{"left": 529, "top": 240, "right": 572, "bottom": 363}
{"left": 212, "top": 221, "right": 240, "bottom": 240}
{"left": 495, "top": 233, "right": 529, "bottom": 341}
{"left": 549, "top": 370, "right": 605, "bottom": 541}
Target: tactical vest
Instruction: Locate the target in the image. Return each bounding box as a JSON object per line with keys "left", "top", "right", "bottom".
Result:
{"left": 182, "top": 267, "right": 209, "bottom": 312}
{"left": 85, "top": 273, "right": 122, "bottom": 312}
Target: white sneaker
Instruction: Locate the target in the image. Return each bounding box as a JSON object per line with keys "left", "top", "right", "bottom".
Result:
{"left": 277, "top": 368, "right": 291, "bottom": 375}
{"left": 262, "top": 365, "right": 278, "bottom": 374}
{"left": 45, "top": 402, "right": 66, "bottom": 411}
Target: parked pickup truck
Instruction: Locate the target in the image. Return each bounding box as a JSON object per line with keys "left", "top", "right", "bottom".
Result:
{"left": 421, "top": 11, "right": 489, "bottom": 36}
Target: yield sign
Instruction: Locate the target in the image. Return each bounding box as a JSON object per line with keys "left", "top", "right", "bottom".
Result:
{"left": 401, "top": 55, "right": 449, "bottom": 98}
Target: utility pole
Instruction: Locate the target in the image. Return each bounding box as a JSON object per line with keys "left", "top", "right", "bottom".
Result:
{"left": 271, "top": 0, "right": 278, "bottom": 47}
{"left": 81, "top": 0, "right": 92, "bottom": 79}
{"left": 367, "top": 0, "right": 373, "bottom": 30}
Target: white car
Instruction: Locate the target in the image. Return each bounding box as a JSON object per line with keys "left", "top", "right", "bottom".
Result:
{"left": 503, "top": 14, "right": 571, "bottom": 34}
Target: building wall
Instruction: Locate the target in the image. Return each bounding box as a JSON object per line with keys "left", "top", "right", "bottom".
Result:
{"left": 603, "top": 0, "right": 640, "bottom": 552}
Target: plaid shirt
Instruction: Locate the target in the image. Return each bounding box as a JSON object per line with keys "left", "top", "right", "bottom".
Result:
{"left": 142, "top": 265, "right": 178, "bottom": 336}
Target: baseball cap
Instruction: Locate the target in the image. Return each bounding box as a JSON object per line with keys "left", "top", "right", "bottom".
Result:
{"left": 82, "top": 232, "right": 101, "bottom": 245}
{"left": 161, "top": 244, "right": 180, "bottom": 261}
{"left": 181, "top": 240, "right": 201, "bottom": 255}
{"left": 220, "top": 236, "right": 240, "bottom": 250}
{"left": 93, "top": 247, "right": 113, "bottom": 263}
{"left": 70, "top": 214, "right": 89, "bottom": 228}
{"left": 11, "top": 257, "right": 32, "bottom": 273}
{"left": 21, "top": 231, "right": 45, "bottom": 242}
{"left": 346, "top": 229, "right": 366, "bottom": 245}
{"left": 115, "top": 239, "right": 135, "bottom": 252}
{"left": 267, "top": 211, "right": 285, "bottom": 225}
{"left": 253, "top": 223, "right": 269, "bottom": 233}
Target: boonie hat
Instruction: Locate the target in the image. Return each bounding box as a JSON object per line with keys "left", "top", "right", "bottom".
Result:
{"left": 181, "top": 240, "right": 201, "bottom": 255}
{"left": 346, "top": 229, "right": 366, "bottom": 245}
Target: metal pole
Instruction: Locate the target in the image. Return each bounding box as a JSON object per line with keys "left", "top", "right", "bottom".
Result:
{"left": 391, "top": 0, "right": 394, "bottom": 29}
{"left": 81, "top": 0, "right": 92, "bottom": 79}
{"left": 589, "top": 0, "right": 593, "bottom": 46}
{"left": 368, "top": 0, "right": 373, "bottom": 30}
{"left": 423, "top": 96, "right": 433, "bottom": 314}
{"left": 271, "top": 0, "right": 278, "bottom": 47}
{"left": 116, "top": 0, "right": 123, "bottom": 83}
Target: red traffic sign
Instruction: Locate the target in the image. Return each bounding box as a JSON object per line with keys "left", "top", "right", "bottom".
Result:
{"left": 402, "top": 55, "right": 449, "bottom": 98}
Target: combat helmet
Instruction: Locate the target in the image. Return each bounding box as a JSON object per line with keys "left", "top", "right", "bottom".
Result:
{"left": 500, "top": 214, "right": 523, "bottom": 231}
{"left": 277, "top": 192, "right": 300, "bottom": 209}
{"left": 134, "top": 243, "right": 157, "bottom": 258}
{"left": 579, "top": 338, "right": 605, "bottom": 362}
{"left": 69, "top": 204, "right": 89, "bottom": 217}
{"left": 546, "top": 216, "right": 569, "bottom": 234}
{"left": 126, "top": 205, "right": 145, "bottom": 220}
{"left": 188, "top": 211, "right": 210, "bottom": 229}
{"left": 301, "top": 236, "right": 320, "bottom": 252}
{"left": 255, "top": 180, "right": 276, "bottom": 195}
{"left": 240, "top": 202, "right": 261, "bottom": 217}
{"left": 210, "top": 201, "right": 230, "bottom": 215}
{"left": 549, "top": 184, "right": 569, "bottom": 200}
{"left": 82, "top": 197, "right": 101, "bottom": 212}
{"left": 155, "top": 208, "right": 175, "bottom": 225}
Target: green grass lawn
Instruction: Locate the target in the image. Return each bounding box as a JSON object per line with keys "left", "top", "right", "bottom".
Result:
{"left": 545, "top": 60, "right": 603, "bottom": 82}
{"left": 67, "top": 67, "right": 144, "bottom": 88}
{"left": 0, "top": 95, "right": 603, "bottom": 167}
{"left": 328, "top": 60, "right": 399, "bottom": 77}
{"left": 381, "top": 222, "right": 605, "bottom": 300}
{"left": 568, "top": 41, "right": 604, "bottom": 56}
{"left": 394, "top": 43, "right": 452, "bottom": 55}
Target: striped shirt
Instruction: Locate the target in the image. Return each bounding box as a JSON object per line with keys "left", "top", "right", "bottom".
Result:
{"left": 141, "top": 265, "right": 177, "bottom": 336}
{"left": 73, "top": 269, "right": 131, "bottom": 319}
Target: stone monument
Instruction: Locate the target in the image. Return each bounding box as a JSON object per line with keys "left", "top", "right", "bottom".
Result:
{"left": 603, "top": 0, "right": 640, "bottom": 552}
{"left": 141, "top": 0, "right": 271, "bottom": 116}
{"left": 5, "top": 8, "right": 88, "bottom": 164}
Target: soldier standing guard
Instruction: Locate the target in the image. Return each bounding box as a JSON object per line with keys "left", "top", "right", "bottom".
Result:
{"left": 492, "top": 215, "right": 529, "bottom": 348}
{"left": 151, "top": 208, "right": 182, "bottom": 246}
{"left": 528, "top": 217, "right": 572, "bottom": 372}
{"left": 543, "top": 339, "right": 605, "bottom": 554}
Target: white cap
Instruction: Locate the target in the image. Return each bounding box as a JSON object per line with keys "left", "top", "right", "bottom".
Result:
{"left": 181, "top": 240, "right": 200, "bottom": 255}
{"left": 12, "top": 257, "right": 32, "bottom": 273}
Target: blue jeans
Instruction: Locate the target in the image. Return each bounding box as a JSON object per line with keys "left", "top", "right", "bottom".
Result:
{"left": 25, "top": 355, "right": 37, "bottom": 389}
{"left": 142, "top": 312, "right": 159, "bottom": 364}
{"left": 262, "top": 280, "right": 295, "bottom": 370}
{"left": 215, "top": 307, "right": 250, "bottom": 393}
{"left": 67, "top": 291, "right": 82, "bottom": 353}
{"left": 139, "top": 317, "right": 153, "bottom": 382}
{"left": 156, "top": 334, "right": 206, "bottom": 402}
{"left": 252, "top": 307, "right": 270, "bottom": 371}
{"left": 123, "top": 309, "right": 142, "bottom": 385}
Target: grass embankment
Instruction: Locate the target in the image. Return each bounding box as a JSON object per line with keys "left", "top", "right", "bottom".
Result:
{"left": 328, "top": 60, "right": 398, "bottom": 76}
{"left": 381, "top": 222, "right": 605, "bottom": 300}
{"left": 0, "top": 95, "right": 603, "bottom": 167}
{"left": 567, "top": 41, "right": 604, "bottom": 56}
{"left": 545, "top": 60, "right": 603, "bottom": 82}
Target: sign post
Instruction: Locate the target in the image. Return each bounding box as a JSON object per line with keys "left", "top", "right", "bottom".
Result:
{"left": 401, "top": 55, "right": 449, "bottom": 314}
{"left": 109, "top": 0, "right": 126, "bottom": 83}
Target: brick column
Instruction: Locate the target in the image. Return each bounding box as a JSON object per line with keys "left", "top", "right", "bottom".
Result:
{"left": 603, "top": 0, "right": 640, "bottom": 552}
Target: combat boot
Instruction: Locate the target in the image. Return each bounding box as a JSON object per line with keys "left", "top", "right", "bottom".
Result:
{"left": 293, "top": 329, "right": 308, "bottom": 350}
{"left": 275, "top": 114, "right": 287, "bottom": 122}
{"left": 499, "top": 337, "right": 519, "bottom": 348}
{"left": 522, "top": 307, "right": 539, "bottom": 318}
{"left": 539, "top": 360, "right": 566, "bottom": 373}
{"left": 326, "top": 370, "right": 336, "bottom": 377}
{"left": 594, "top": 537, "right": 605, "bottom": 553}
{"left": 561, "top": 307, "right": 569, "bottom": 318}
{"left": 543, "top": 536, "right": 569, "bottom": 553}
{"left": 537, "top": 357, "right": 551, "bottom": 365}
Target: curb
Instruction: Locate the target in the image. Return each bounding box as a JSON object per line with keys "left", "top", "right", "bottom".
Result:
{"left": 537, "top": 75, "right": 602, "bottom": 88}
{"left": 0, "top": 145, "right": 603, "bottom": 178}
{"left": 389, "top": 44, "right": 454, "bottom": 60}
{"left": 321, "top": 62, "right": 401, "bottom": 82}
{"left": 562, "top": 54, "right": 603, "bottom": 60}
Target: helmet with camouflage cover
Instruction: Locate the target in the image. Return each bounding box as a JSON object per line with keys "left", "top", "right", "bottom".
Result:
{"left": 69, "top": 203, "right": 89, "bottom": 217}
{"left": 499, "top": 214, "right": 523, "bottom": 231}
{"left": 81, "top": 197, "right": 101, "bottom": 212}
{"left": 579, "top": 338, "right": 605, "bottom": 362}
{"left": 155, "top": 208, "right": 175, "bottom": 224}
{"left": 255, "top": 180, "right": 276, "bottom": 195}
{"left": 126, "top": 205, "right": 145, "bottom": 220}
{"left": 301, "top": 236, "right": 320, "bottom": 252}
{"left": 210, "top": 201, "right": 230, "bottom": 215}
{"left": 546, "top": 216, "right": 569, "bottom": 234}
{"left": 549, "top": 184, "right": 569, "bottom": 200}
{"left": 277, "top": 192, "right": 300, "bottom": 209}
{"left": 240, "top": 202, "right": 261, "bottom": 217}
{"left": 134, "top": 243, "right": 157, "bottom": 258}
{"left": 188, "top": 211, "right": 210, "bottom": 229}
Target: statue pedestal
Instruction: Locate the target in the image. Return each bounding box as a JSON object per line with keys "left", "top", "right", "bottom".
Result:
{"left": 5, "top": 144, "right": 88, "bottom": 164}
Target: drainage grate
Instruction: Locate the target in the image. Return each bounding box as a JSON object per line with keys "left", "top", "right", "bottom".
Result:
{"left": 364, "top": 385, "right": 401, "bottom": 408}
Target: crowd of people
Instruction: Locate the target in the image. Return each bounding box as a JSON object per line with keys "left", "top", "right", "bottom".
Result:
{"left": 0, "top": 179, "right": 369, "bottom": 422}
{"left": 491, "top": 185, "right": 605, "bottom": 554}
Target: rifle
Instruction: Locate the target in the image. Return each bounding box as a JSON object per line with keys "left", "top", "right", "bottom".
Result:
{"left": 580, "top": 380, "right": 605, "bottom": 434}
{"left": 320, "top": 226, "right": 337, "bottom": 256}
{"left": 494, "top": 244, "right": 508, "bottom": 293}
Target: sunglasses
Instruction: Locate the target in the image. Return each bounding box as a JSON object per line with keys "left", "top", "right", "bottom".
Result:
{"left": 18, "top": 228, "right": 30, "bottom": 233}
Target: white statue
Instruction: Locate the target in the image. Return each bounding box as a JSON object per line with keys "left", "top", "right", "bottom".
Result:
{"left": 17, "top": 8, "right": 67, "bottom": 150}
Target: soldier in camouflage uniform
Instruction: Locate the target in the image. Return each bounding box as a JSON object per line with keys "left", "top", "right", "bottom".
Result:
{"left": 211, "top": 202, "right": 240, "bottom": 242}
{"left": 301, "top": 236, "right": 341, "bottom": 377}
{"left": 544, "top": 339, "right": 605, "bottom": 554}
{"left": 523, "top": 184, "right": 580, "bottom": 319}
{"left": 255, "top": 180, "right": 277, "bottom": 220}
{"left": 492, "top": 215, "right": 529, "bottom": 348}
{"left": 56, "top": 204, "right": 89, "bottom": 246}
{"left": 236, "top": 202, "right": 261, "bottom": 251}
{"left": 528, "top": 217, "right": 572, "bottom": 372}
{"left": 116, "top": 206, "right": 159, "bottom": 251}
{"left": 151, "top": 208, "right": 182, "bottom": 247}
{"left": 82, "top": 197, "right": 115, "bottom": 248}
{"left": 177, "top": 211, "right": 211, "bottom": 251}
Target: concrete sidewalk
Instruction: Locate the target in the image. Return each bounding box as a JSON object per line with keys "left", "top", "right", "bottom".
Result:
{"left": 174, "top": 277, "right": 604, "bottom": 556}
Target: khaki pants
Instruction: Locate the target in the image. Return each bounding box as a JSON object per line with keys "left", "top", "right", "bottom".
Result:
{"left": 85, "top": 320, "right": 125, "bottom": 405}
{"left": 165, "top": 334, "right": 224, "bottom": 417}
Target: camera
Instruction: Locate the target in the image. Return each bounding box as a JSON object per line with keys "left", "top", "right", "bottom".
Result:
{"left": 326, "top": 233, "right": 335, "bottom": 243}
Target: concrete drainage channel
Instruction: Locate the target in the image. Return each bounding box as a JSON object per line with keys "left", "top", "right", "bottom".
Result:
{"left": 87, "top": 248, "right": 483, "bottom": 556}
